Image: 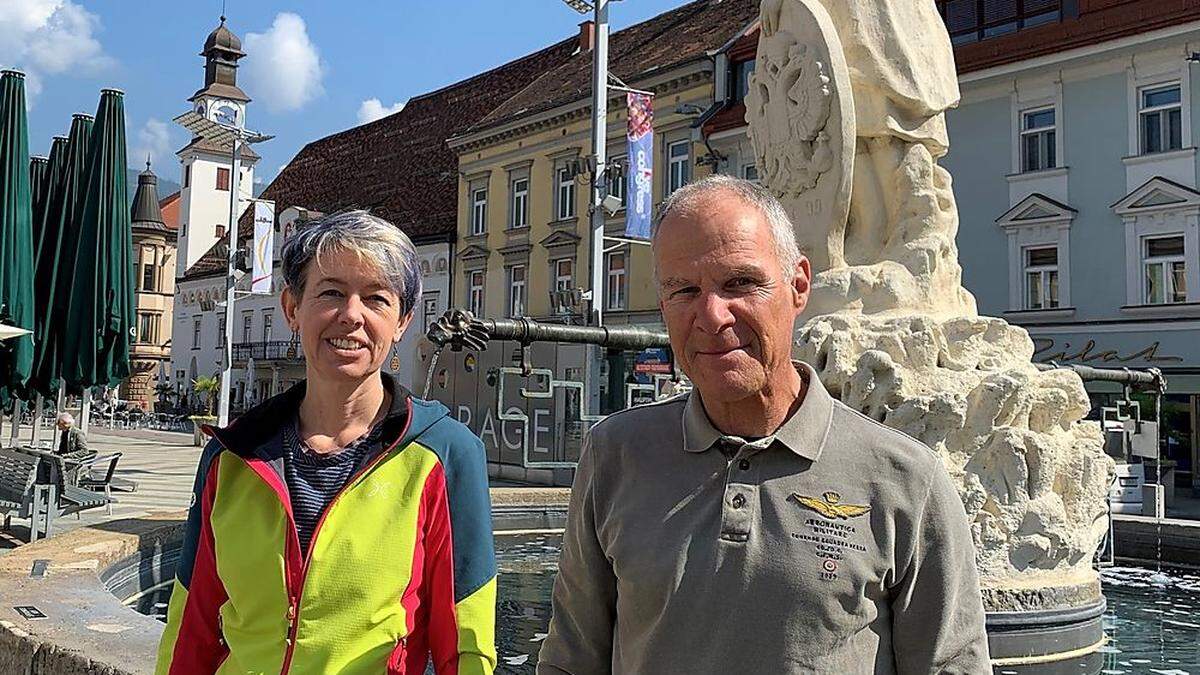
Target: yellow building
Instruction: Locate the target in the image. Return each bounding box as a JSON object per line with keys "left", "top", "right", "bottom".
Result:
{"left": 448, "top": 1, "right": 759, "bottom": 338}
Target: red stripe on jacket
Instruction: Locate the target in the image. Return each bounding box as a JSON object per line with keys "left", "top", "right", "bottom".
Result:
{"left": 169, "top": 455, "right": 230, "bottom": 673}
{"left": 396, "top": 461, "right": 459, "bottom": 675}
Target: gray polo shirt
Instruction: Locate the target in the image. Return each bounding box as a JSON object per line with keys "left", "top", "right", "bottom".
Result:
{"left": 538, "top": 362, "right": 989, "bottom": 674}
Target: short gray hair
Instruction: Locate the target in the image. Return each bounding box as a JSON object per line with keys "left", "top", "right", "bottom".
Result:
{"left": 652, "top": 174, "right": 802, "bottom": 283}
{"left": 57, "top": 412, "right": 74, "bottom": 426}
{"left": 281, "top": 210, "right": 422, "bottom": 316}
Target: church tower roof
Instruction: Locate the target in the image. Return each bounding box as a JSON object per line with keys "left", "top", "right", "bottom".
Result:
{"left": 190, "top": 16, "right": 250, "bottom": 104}
{"left": 131, "top": 158, "right": 170, "bottom": 235}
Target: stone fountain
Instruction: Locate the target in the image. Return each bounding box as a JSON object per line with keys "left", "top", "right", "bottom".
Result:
{"left": 747, "top": 0, "right": 1115, "bottom": 665}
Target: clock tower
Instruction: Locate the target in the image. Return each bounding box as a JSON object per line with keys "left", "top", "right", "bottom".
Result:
{"left": 176, "top": 16, "right": 260, "bottom": 278}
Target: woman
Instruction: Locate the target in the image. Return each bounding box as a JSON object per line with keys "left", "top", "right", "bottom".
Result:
{"left": 157, "top": 211, "right": 496, "bottom": 674}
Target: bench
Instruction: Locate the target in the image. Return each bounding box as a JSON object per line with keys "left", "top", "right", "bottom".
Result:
{"left": 0, "top": 448, "right": 46, "bottom": 541}
{"left": 11, "top": 447, "right": 116, "bottom": 539}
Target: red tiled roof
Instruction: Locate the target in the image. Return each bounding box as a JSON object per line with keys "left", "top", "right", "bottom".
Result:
{"left": 469, "top": 0, "right": 759, "bottom": 133}
{"left": 233, "top": 37, "right": 579, "bottom": 242}
{"left": 189, "top": 36, "right": 580, "bottom": 282}
{"left": 159, "top": 191, "right": 181, "bottom": 232}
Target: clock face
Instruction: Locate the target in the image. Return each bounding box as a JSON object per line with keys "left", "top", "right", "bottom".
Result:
{"left": 213, "top": 103, "right": 238, "bottom": 127}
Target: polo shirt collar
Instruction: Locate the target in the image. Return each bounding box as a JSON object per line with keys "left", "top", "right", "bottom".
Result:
{"left": 681, "top": 361, "right": 834, "bottom": 462}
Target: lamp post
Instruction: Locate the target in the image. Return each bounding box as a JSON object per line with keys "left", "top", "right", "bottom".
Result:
{"left": 562, "top": 0, "right": 611, "bottom": 413}
{"left": 172, "top": 110, "right": 272, "bottom": 427}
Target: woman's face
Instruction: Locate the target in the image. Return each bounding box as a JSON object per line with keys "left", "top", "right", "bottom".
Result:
{"left": 282, "top": 247, "right": 412, "bottom": 384}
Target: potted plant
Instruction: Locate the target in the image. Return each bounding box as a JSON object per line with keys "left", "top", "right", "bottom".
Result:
{"left": 189, "top": 375, "right": 220, "bottom": 446}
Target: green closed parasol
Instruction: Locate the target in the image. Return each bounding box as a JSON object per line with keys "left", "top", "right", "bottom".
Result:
{"left": 0, "top": 70, "right": 36, "bottom": 404}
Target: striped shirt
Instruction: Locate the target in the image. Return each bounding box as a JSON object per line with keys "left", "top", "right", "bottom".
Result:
{"left": 282, "top": 417, "right": 382, "bottom": 555}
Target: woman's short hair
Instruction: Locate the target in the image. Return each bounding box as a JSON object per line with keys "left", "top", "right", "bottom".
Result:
{"left": 281, "top": 210, "right": 422, "bottom": 316}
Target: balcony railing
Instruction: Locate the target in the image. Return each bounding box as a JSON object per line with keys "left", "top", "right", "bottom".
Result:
{"left": 232, "top": 340, "right": 305, "bottom": 364}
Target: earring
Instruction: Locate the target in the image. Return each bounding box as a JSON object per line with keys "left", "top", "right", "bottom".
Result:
{"left": 390, "top": 343, "right": 401, "bottom": 371}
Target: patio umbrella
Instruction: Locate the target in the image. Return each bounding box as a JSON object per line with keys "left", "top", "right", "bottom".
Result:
{"left": 28, "top": 118, "right": 91, "bottom": 398}
{"left": 0, "top": 324, "right": 31, "bottom": 341}
{"left": 0, "top": 70, "right": 36, "bottom": 405}
{"left": 62, "top": 89, "right": 133, "bottom": 390}
{"left": 34, "top": 136, "right": 67, "bottom": 263}
{"left": 29, "top": 155, "right": 48, "bottom": 248}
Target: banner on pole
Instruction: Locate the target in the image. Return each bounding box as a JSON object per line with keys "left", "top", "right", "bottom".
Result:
{"left": 251, "top": 200, "right": 275, "bottom": 295}
{"left": 625, "top": 92, "right": 654, "bottom": 239}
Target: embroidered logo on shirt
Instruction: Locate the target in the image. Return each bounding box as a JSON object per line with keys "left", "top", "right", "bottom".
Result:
{"left": 789, "top": 491, "right": 871, "bottom": 520}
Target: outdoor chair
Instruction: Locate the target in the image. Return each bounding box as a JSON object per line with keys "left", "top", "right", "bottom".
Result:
{"left": 0, "top": 448, "right": 45, "bottom": 542}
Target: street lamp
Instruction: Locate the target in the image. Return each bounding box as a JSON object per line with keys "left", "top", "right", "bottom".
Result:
{"left": 173, "top": 110, "right": 273, "bottom": 427}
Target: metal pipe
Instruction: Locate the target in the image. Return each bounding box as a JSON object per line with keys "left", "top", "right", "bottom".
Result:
{"left": 1035, "top": 362, "right": 1165, "bottom": 391}
{"left": 479, "top": 318, "right": 669, "bottom": 351}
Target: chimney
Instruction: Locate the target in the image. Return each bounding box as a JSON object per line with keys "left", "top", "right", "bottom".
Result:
{"left": 578, "top": 20, "right": 595, "bottom": 52}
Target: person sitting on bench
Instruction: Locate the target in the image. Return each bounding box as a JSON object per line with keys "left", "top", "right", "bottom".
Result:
{"left": 55, "top": 413, "right": 95, "bottom": 463}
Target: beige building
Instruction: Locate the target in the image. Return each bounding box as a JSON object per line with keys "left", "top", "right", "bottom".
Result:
{"left": 446, "top": 1, "right": 757, "bottom": 398}
{"left": 122, "top": 163, "right": 177, "bottom": 411}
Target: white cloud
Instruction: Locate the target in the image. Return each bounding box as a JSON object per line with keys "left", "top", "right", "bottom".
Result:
{"left": 357, "top": 98, "right": 406, "bottom": 125}
{"left": 243, "top": 13, "right": 324, "bottom": 113}
{"left": 0, "top": 0, "right": 113, "bottom": 107}
{"left": 132, "top": 118, "right": 172, "bottom": 169}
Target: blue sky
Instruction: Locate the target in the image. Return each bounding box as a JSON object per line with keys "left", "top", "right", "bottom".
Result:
{"left": 3, "top": 0, "right": 687, "bottom": 193}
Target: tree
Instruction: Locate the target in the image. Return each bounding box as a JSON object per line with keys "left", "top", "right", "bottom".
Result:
{"left": 192, "top": 375, "right": 220, "bottom": 416}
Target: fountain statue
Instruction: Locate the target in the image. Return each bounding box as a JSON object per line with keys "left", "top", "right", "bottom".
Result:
{"left": 747, "top": 0, "right": 1115, "bottom": 662}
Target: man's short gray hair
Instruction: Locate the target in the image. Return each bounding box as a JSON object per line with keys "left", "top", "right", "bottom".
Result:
{"left": 652, "top": 174, "right": 803, "bottom": 281}
{"left": 57, "top": 412, "right": 74, "bottom": 426}
{"left": 281, "top": 210, "right": 422, "bottom": 316}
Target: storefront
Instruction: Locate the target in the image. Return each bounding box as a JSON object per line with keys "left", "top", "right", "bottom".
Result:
{"left": 1029, "top": 321, "right": 1200, "bottom": 492}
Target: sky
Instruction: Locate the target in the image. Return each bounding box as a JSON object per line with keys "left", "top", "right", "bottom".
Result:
{"left": 2, "top": 0, "right": 688, "bottom": 194}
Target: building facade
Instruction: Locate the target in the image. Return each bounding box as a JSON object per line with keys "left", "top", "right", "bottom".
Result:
{"left": 941, "top": 1, "right": 1200, "bottom": 492}
{"left": 447, "top": 1, "right": 757, "bottom": 412}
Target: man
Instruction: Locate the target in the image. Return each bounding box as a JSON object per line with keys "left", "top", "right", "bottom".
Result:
{"left": 537, "top": 175, "right": 989, "bottom": 674}
{"left": 55, "top": 413, "right": 95, "bottom": 463}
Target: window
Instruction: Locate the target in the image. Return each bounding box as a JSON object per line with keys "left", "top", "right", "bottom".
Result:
{"left": 732, "top": 59, "right": 756, "bottom": 103}
{"left": 1139, "top": 84, "right": 1183, "bottom": 155}
{"left": 471, "top": 186, "right": 487, "bottom": 235}
{"left": 1023, "top": 246, "right": 1059, "bottom": 309}
{"left": 217, "top": 316, "right": 226, "bottom": 347}
{"left": 140, "top": 247, "right": 157, "bottom": 292}
{"left": 510, "top": 177, "right": 529, "bottom": 229}
{"left": 468, "top": 270, "right": 485, "bottom": 316}
{"left": 606, "top": 251, "right": 627, "bottom": 311}
{"left": 242, "top": 312, "right": 253, "bottom": 343}
{"left": 216, "top": 167, "right": 230, "bottom": 191}
{"left": 607, "top": 156, "right": 626, "bottom": 204}
{"left": 742, "top": 163, "right": 760, "bottom": 182}
{"left": 183, "top": 164, "right": 191, "bottom": 188}
{"left": 556, "top": 166, "right": 576, "bottom": 220}
{"left": 668, "top": 140, "right": 691, "bottom": 195}
{"left": 1020, "top": 107, "right": 1056, "bottom": 172}
{"left": 215, "top": 224, "right": 226, "bottom": 239}
{"left": 553, "top": 258, "right": 574, "bottom": 313}
{"left": 261, "top": 311, "right": 273, "bottom": 342}
{"left": 1143, "top": 235, "right": 1186, "bottom": 305}
{"left": 423, "top": 292, "right": 440, "bottom": 333}
{"left": 192, "top": 317, "right": 202, "bottom": 349}
{"left": 936, "top": 0, "right": 1062, "bottom": 46}
{"left": 138, "top": 313, "right": 158, "bottom": 344}
{"left": 507, "top": 265, "right": 527, "bottom": 318}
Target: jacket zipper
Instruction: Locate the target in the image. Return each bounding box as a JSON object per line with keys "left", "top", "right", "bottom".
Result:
{"left": 276, "top": 400, "right": 415, "bottom": 674}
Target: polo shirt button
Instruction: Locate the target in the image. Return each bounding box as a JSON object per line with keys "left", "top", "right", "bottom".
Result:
{"left": 738, "top": 459, "right": 751, "bottom": 471}
{"left": 732, "top": 494, "right": 746, "bottom": 509}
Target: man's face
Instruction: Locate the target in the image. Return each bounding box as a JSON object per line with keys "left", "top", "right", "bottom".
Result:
{"left": 655, "top": 193, "right": 810, "bottom": 405}
{"left": 57, "top": 419, "right": 69, "bottom": 431}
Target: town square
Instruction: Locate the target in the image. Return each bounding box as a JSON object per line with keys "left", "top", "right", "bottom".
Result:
{"left": 0, "top": 1, "right": 1198, "bottom": 673}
